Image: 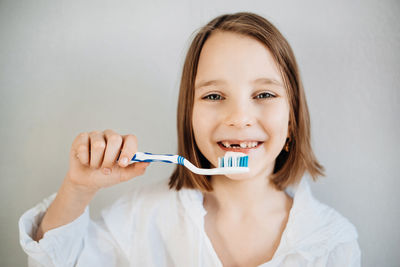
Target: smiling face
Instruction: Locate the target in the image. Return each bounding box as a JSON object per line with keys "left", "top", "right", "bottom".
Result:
{"left": 192, "top": 31, "right": 290, "bottom": 180}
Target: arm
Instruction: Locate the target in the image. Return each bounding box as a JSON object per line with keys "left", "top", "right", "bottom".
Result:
{"left": 35, "top": 130, "right": 149, "bottom": 242}
{"left": 20, "top": 129, "right": 150, "bottom": 266}
{"left": 34, "top": 178, "right": 95, "bottom": 241}
{"left": 19, "top": 192, "right": 91, "bottom": 267}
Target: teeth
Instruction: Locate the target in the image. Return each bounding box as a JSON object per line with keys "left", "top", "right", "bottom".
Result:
{"left": 221, "top": 141, "right": 258, "bottom": 148}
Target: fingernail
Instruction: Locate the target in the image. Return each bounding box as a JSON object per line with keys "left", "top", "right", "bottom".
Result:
{"left": 103, "top": 168, "right": 111, "bottom": 175}
{"left": 120, "top": 157, "right": 128, "bottom": 165}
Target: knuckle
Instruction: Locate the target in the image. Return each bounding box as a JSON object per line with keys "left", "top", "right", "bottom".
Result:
{"left": 123, "top": 135, "right": 138, "bottom": 151}
{"left": 78, "top": 132, "right": 88, "bottom": 139}
{"left": 108, "top": 134, "right": 122, "bottom": 144}
{"left": 77, "top": 144, "right": 88, "bottom": 153}
{"left": 89, "top": 130, "right": 101, "bottom": 136}
{"left": 104, "top": 129, "right": 115, "bottom": 134}
{"left": 92, "top": 141, "right": 106, "bottom": 149}
{"left": 125, "top": 134, "right": 137, "bottom": 142}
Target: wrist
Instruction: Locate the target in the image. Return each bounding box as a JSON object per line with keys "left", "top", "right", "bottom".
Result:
{"left": 61, "top": 177, "right": 98, "bottom": 206}
{"left": 63, "top": 173, "right": 99, "bottom": 197}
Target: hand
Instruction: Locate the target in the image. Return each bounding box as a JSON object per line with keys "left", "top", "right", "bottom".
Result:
{"left": 66, "top": 129, "right": 150, "bottom": 194}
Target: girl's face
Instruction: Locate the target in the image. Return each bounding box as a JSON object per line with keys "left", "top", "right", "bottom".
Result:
{"left": 192, "top": 31, "right": 290, "bottom": 180}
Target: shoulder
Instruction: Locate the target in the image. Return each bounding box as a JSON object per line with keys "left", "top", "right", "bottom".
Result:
{"left": 311, "top": 200, "right": 360, "bottom": 256}
{"left": 312, "top": 198, "right": 358, "bottom": 241}
{"left": 326, "top": 239, "right": 361, "bottom": 266}
{"left": 285, "top": 178, "right": 360, "bottom": 262}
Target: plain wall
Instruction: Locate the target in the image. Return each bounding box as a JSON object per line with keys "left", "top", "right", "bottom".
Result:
{"left": 1, "top": 0, "right": 399, "bottom": 266}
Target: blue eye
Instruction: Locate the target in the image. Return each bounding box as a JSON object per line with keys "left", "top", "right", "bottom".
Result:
{"left": 254, "top": 92, "right": 275, "bottom": 99}
{"left": 203, "top": 94, "right": 224, "bottom": 100}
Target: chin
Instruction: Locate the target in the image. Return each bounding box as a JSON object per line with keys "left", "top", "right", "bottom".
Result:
{"left": 223, "top": 173, "right": 253, "bottom": 181}
{"left": 220, "top": 167, "right": 261, "bottom": 181}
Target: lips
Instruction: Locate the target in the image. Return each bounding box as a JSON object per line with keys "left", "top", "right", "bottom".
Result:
{"left": 217, "top": 140, "right": 263, "bottom": 153}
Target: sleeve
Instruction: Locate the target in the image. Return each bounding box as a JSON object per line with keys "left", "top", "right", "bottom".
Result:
{"left": 326, "top": 240, "right": 361, "bottom": 267}
{"left": 18, "top": 193, "right": 129, "bottom": 267}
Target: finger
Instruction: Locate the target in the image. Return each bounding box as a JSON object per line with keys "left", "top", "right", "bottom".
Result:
{"left": 120, "top": 162, "right": 150, "bottom": 182}
{"left": 89, "top": 131, "right": 106, "bottom": 169}
{"left": 72, "top": 132, "right": 90, "bottom": 166}
{"left": 118, "top": 134, "right": 138, "bottom": 167}
{"left": 101, "top": 129, "right": 123, "bottom": 174}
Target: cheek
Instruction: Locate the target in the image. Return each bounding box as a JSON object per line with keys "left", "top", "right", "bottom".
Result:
{"left": 192, "top": 104, "right": 212, "bottom": 148}
{"left": 260, "top": 102, "right": 290, "bottom": 141}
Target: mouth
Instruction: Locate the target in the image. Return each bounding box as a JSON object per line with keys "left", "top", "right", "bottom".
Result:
{"left": 217, "top": 140, "right": 263, "bottom": 154}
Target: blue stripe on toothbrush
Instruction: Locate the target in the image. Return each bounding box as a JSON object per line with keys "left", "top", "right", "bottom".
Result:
{"left": 143, "top": 152, "right": 175, "bottom": 156}
{"left": 131, "top": 158, "right": 174, "bottom": 163}
{"left": 177, "top": 155, "right": 185, "bottom": 165}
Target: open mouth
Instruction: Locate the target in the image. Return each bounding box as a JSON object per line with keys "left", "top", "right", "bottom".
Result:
{"left": 217, "top": 140, "right": 263, "bottom": 152}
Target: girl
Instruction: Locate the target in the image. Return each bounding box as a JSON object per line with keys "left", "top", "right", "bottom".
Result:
{"left": 19, "top": 12, "right": 360, "bottom": 266}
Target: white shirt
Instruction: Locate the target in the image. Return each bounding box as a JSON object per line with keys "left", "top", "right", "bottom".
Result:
{"left": 19, "top": 177, "right": 361, "bottom": 267}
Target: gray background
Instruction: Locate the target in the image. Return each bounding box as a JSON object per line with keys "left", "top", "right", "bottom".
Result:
{"left": 1, "top": 0, "right": 399, "bottom": 266}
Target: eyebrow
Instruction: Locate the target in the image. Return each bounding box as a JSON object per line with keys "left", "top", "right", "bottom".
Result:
{"left": 195, "top": 79, "right": 225, "bottom": 89}
{"left": 195, "top": 77, "right": 283, "bottom": 89}
{"left": 253, "top": 78, "right": 283, "bottom": 87}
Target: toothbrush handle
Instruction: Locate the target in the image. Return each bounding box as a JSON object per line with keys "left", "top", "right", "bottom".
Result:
{"left": 131, "top": 152, "right": 185, "bottom": 165}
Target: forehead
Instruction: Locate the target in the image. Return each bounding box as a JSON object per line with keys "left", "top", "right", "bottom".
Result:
{"left": 195, "top": 31, "right": 283, "bottom": 86}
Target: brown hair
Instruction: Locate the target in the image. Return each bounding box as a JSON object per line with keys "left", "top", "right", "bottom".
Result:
{"left": 169, "top": 12, "right": 325, "bottom": 192}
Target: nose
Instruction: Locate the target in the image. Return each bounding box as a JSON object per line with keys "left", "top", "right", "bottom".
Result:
{"left": 224, "top": 100, "right": 255, "bottom": 128}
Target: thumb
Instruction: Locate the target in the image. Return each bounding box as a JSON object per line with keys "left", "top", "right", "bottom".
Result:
{"left": 119, "top": 162, "right": 150, "bottom": 182}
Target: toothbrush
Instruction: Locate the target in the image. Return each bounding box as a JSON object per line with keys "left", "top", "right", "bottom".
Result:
{"left": 129, "top": 151, "right": 249, "bottom": 175}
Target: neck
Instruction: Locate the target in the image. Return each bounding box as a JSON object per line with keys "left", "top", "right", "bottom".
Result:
{"left": 203, "top": 166, "right": 290, "bottom": 220}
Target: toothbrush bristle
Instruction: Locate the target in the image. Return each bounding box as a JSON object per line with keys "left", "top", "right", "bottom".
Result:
{"left": 218, "top": 153, "right": 248, "bottom": 168}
